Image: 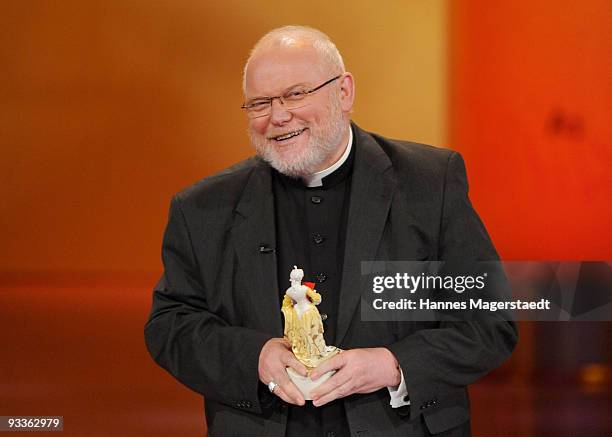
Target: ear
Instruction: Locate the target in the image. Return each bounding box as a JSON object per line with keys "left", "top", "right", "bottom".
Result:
{"left": 338, "top": 72, "right": 355, "bottom": 113}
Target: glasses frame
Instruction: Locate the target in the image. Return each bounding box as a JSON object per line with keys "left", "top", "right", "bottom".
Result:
{"left": 241, "top": 74, "right": 342, "bottom": 118}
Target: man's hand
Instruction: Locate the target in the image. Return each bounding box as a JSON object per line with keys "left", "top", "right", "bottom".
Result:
{"left": 258, "top": 338, "right": 307, "bottom": 406}
{"left": 309, "top": 348, "right": 400, "bottom": 407}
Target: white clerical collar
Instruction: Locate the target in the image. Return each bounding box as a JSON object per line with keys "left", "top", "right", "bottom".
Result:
{"left": 302, "top": 127, "right": 353, "bottom": 188}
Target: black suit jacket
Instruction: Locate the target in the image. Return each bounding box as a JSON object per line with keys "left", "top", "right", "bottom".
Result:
{"left": 145, "top": 123, "right": 518, "bottom": 436}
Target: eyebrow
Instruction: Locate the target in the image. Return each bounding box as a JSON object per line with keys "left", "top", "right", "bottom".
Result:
{"left": 246, "top": 82, "right": 310, "bottom": 100}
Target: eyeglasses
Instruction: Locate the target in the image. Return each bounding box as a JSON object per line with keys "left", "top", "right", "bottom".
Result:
{"left": 241, "top": 75, "right": 341, "bottom": 119}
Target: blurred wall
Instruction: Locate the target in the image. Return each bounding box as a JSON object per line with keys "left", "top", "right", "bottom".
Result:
{"left": 0, "top": 0, "right": 447, "bottom": 273}
{"left": 449, "top": 0, "right": 612, "bottom": 395}
{"left": 449, "top": 0, "right": 612, "bottom": 260}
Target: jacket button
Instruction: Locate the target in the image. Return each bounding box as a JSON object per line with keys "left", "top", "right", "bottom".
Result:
{"left": 316, "top": 273, "right": 327, "bottom": 283}
{"left": 311, "top": 196, "right": 323, "bottom": 204}
{"left": 313, "top": 233, "right": 325, "bottom": 244}
{"left": 321, "top": 313, "right": 328, "bottom": 320}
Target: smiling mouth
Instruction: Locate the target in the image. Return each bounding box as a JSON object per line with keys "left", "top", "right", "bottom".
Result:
{"left": 270, "top": 128, "right": 307, "bottom": 141}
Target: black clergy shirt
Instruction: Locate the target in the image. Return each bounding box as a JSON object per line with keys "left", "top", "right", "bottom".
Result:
{"left": 272, "top": 131, "right": 355, "bottom": 437}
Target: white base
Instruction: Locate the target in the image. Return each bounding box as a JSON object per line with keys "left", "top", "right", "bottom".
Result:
{"left": 286, "top": 367, "right": 335, "bottom": 400}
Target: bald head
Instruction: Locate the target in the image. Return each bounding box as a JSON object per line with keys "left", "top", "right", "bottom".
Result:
{"left": 243, "top": 25, "right": 345, "bottom": 94}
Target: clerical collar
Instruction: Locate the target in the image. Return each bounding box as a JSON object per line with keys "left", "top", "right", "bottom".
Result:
{"left": 301, "top": 127, "right": 353, "bottom": 188}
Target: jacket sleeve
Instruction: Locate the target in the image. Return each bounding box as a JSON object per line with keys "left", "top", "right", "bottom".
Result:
{"left": 144, "top": 195, "right": 273, "bottom": 414}
{"left": 387, "top": 151, "right": 518, "bottom": 421}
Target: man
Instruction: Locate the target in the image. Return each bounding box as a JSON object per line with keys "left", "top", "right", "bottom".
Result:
{"left": 145, "top": 26, "right": 517, "bottom": 436}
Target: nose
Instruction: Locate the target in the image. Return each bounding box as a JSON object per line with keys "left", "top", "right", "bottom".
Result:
{"left": 268, "top": 97, "right": 292, "bottom": 125}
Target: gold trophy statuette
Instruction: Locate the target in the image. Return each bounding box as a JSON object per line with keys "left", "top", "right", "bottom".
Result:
{"left": 281, "top": 266, "right": 341, "bottom": 399}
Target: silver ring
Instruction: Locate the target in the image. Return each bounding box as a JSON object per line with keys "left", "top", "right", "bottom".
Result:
{"left": 268, "top": 381, "right": 278, "bottom": 393}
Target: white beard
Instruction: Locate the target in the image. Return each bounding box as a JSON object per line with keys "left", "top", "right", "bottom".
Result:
{"left": 248, "top": 96, "right": 346, "bottom": 178}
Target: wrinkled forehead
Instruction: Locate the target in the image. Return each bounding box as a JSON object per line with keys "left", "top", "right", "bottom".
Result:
{"left": 245, "top": 44, "right": 328, "bottom": 97}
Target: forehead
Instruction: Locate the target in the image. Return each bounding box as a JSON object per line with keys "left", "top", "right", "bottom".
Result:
{"left": 245, "top": 44, "right": 326, "bottom": 96}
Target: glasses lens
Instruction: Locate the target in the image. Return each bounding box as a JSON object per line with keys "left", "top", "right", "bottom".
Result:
{"left": 245, "top": 99, "right": 270, "bottom": 118}
{"left": 283, "top": 90, "right": 307, "bottom": 102}
{"left": 282, "top": 91, "right": 310, "bottom": 112}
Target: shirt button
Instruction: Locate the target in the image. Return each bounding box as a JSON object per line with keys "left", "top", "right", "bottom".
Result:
{"left": 310, "top": 196, "right": 323, "bottom": 204}
{"left": 313, "top": 233, "right": 325, "bottom": 244}
{"left": 315, "top": 273, "right": 327, "bottom": 283}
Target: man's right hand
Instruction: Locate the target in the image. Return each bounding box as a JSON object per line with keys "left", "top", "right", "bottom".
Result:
{"left": 258, "top": 338, "right": 307, "bottom": 406}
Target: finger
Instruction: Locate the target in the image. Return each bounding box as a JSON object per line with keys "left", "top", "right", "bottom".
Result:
{"left": 272, "top": 368, "right": 305, "bottom": 405}
{"left": 311, "top": 354, "right": 345, "bottom": 380}
{"left": 310, "top": 369, "right": 351, "bottom": 400}
{"left": 284, "top": 354, "right": 308, "bottom": 376}
{"left": 312, "top": 379, "right": 353, "bottom": 407}
{"left": 279, "top": 375, "right": 305, "bottom": 405}
{"left": 272, "top": 385, "right": 301, "bottom": 406}
{"left": 277, "top": 379, "right": 305, "bottom": 405}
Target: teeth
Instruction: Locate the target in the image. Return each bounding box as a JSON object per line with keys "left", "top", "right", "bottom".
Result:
{"left": 275, "top": 129, "right": 304, "bottom": 141}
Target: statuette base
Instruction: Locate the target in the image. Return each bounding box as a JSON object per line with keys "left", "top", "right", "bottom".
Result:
{"left": 287, "top": 367, "right": 336, "bottom": 401}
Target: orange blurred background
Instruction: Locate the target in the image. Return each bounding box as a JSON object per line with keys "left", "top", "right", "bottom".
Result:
{"left": 1, "top": 1, "right": 610, "bottom": 435}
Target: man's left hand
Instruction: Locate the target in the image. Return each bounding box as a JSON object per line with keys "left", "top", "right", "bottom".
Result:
{"left": 309, "top": 347, "right": 401, "bottom": 407}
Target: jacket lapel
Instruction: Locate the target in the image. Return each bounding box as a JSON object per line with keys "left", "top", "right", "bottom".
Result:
{"left": 336, "top": 124, "right": 396, "bottom": 346}
{"left": 233, "top": 160, "right": 283, "bottom": 337}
